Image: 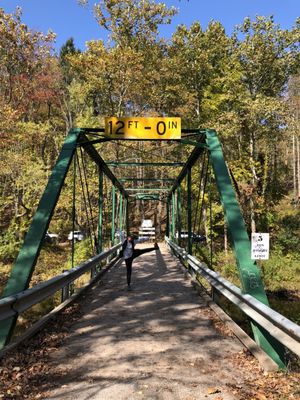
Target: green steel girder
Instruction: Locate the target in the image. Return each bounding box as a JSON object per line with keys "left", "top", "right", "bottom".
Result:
{"left": 177, "top": 186, "right": 182, "bottom": 246}
{"left": 0, "top": 129, "right": 128, "bottom": 349}
{"left": 107, "top": 162, "right": 185, "bottom": 167}
{"left": 166, "top": 200, "right": 170, "bottom": 237}
{"left": 187, "top": 167, "right": 192, "bottom": 255}
{"left": 120, "top": 178, "right": 175, "bottom": 182}
{"left": 111, "top": 185, "right": 116, "bottom": 244}
{"left": 126, "top": 188, "right": 170, "bottom": 191}
{"left": 205, "top": 129, "right": 286, "bottom": 369}
{"left": 126, "top": 198, "right": 130, "bottom": 235}
{"left": 98, "top": 169, "right": 103, "bottom": 253}
{"left": 171, "top": 191, "right": 176, "bottom": 241}
{"left": 135, "top": 194, "right": 160, "bottom": 200}
{"left": 79, "top": 134, "right": 128, "bottom": 199}
{"left": 119, "top": 194, "right": 123, "bottom": 233}
{"left": 0, "top": 128, "right": 82, "bottom": 348}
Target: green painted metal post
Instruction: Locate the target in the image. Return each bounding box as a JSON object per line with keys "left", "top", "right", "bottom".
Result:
{"left": 177, "top": 186, "right": 182, "bottom": 246}
{"left": 187, "top": 167, "right": 192, "bottom": 255}
{"left": 119, "top": 194, "right": 123, "bottom": 235}
{"left": 71, "top": 154, "right": 77, "bottom": 269}
{"left": 205, "top": 129, "right": 286, "bottom": 368}
{"left": 0, "top": 128, "right": 82, "bottom": 349}
{"left": 122, "top": 196, "right": 126, "bottom": 233}
{"left": 126, "top": 198, "right": 130, "bottom": 236}
{"left": 171, "top": 191, "right": 176, "bottom": 241}
{"left": 98, "top": 169, "right": 103, "bottom": 253}
{"left": 111, "top": 185, "right": 116, "bottom": 245}
{"left": 166, "top": 200, "right": 170, "bottom": 237}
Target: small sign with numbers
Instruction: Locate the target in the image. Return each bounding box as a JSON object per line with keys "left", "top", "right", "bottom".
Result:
{"left": 104, "top": 117, "right": 181, "bottom": 140}
{"left": 251, "top": 233, "right": 269, "bottom": 260}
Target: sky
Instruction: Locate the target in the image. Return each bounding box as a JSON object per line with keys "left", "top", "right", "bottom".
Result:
{"left": 1, "top": 0, "right": 299, "bottom": 52}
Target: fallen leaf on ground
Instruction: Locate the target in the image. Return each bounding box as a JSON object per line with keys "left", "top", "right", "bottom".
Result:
{"left": 207, "top": 387, "right": 221, "bottom": 394}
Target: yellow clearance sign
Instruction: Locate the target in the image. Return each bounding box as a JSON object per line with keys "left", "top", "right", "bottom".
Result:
{"left": 104, "top": 117, "right": 181, "bottom": 140}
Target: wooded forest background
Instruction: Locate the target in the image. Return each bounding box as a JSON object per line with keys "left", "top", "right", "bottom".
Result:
{"left": 1, "top": 1, "right": 300, "bottom": 309}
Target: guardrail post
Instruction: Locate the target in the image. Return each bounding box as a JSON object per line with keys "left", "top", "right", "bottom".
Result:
{"left": 211, "top": 286, "right": 221, "bottom": 305}
{"left": 61, "top": 276, "right": 70, "bottom": 302}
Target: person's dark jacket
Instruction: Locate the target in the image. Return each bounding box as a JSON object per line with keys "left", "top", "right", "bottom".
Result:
{"left": 120, "top": 239, "right": 135, "bottom": 259}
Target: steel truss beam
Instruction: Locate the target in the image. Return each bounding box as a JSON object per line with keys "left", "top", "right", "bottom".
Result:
{"left": 120, "top": 178, "right": 175, "bottom": 182}
{"left": 205, "top": 129, "right": 286, "bottom": 368}
{"left": 79, "top": 135, "right": 128, "bottom": 198}
{"left": 108, "top": 162, "right": 185, "bottom": 167}
{"left": 126, "top": 188, "right": 170, "bottom": 191}
{"left": 0, "top": 129, "right": 128, "bottom": 349}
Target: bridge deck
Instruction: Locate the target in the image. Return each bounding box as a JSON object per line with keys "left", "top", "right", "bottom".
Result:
{"left": 48, "top": 243, "right": 249, "bottom": 400}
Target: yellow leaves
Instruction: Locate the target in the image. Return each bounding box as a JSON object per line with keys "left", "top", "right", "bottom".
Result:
{"left": 207, "top": 387, "right": 221, "bottom": 395}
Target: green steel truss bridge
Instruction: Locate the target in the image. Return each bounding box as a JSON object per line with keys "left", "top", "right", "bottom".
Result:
{"left": 0, "top": 126, "right": 299, "bottom": 373}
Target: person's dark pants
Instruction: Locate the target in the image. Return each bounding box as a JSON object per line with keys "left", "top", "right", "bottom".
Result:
{"left": 125, "top": 246, "right": 158, "bottom": 286}
{"left": 125, "top": 257, "right": 133, "bottom": 286}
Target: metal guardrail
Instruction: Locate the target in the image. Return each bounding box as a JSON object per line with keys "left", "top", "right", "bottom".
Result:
{"left": 165, "top": 237, "right": 300, "bottom": 358}
{"left": 0, "top": 243, "right": 121, "bottom": 322}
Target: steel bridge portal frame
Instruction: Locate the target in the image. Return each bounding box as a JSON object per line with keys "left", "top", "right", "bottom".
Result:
{"left": 0, "top": 128, "right": 129, "bottom": 349}
{"left": 0, "top": 126, "right": 286, "bottom": 369}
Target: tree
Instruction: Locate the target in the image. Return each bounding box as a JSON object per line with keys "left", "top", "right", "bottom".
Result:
{"left": 230, "top": 16, "right": 300, "bottom": 231}
{"left": 81, "top": 0, "right": 177, "bottom": 49}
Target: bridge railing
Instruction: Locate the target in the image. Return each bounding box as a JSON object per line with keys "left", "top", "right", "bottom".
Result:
{"left": 0, "top": 243, "right": 121, "bottom": 326}
{"left": 165, "top": 237, "right": 300, "bottom": 360}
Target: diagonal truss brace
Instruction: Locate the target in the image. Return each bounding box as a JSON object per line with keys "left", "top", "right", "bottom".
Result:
{"left": 0, "top": 129, "right": 82, "bottom": 348}
{"left": 205, "top": 129, "right": 286, "bottom": 369}
{"left": 0, "top": 129, "right": 128, "bottom": 349}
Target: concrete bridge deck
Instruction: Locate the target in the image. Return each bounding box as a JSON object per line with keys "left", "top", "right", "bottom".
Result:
{"left": 47, "top": 243, "right": 252, "bottom": 400}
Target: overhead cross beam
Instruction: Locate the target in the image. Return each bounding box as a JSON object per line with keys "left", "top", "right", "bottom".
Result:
{"left": 120, "top": 178, "right": 175, "bottom": 182}
{"left": 107, "top": 162, "right": 185, "bottom": 167}
{"left": 126, "top": 188, "right": 170, "bottom": 191}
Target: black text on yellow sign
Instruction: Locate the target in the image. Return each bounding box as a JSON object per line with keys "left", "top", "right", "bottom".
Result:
{"left": 104, "top": 117, "right": 181, "bottom": 140}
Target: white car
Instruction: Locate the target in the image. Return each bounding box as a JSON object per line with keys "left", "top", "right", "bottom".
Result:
{"left": 175, "top": 231, "right": 206, "bottom": 243}
{"left": 45, "top": 231, "right": 59, "bottom": 243}
{"left": 68, "top": 231, "right": 84, "bottom": 241}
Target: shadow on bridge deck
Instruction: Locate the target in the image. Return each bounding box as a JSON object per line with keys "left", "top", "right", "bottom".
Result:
{"left": 46, "top": 243, "right": 246, "bottom": 400}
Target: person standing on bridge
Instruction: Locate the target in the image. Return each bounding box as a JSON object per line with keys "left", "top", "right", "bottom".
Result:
{"left": 121, "top": 235, "right": 158, "bottom": 290}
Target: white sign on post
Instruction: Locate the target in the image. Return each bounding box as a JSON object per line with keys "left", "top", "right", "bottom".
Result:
{"left": 251, "top": 233, "right": 269, "bottom": 260}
